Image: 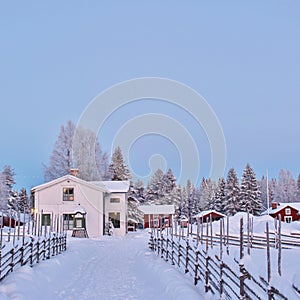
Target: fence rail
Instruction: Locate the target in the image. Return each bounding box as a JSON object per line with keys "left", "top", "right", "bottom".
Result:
{"left": 0, "top": 233, "right": 67, "bottom": 282}
{"left": 149, "top": 224, "right": 292, "bottom": 300}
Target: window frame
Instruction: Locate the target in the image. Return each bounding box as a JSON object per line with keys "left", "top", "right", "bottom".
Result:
{"left": 110, "top": 197, "right": 121, "bottom": 203}
{"left": 42, "top": 213, "right": 51, "bottom": 226}
{"left": 285, "top": 208, "right": 291, "bottom": 215}
{"left": 63, "top": 187, "right": 74, "bottom": 201}
{"left": 63, "top": 214, "right": 75, "bottom": 230}
{"left": 109, "top": 212, "right": 121, "bottom": 229}
{"left": 284, "top": 216, "right": 292, "bottom": 223}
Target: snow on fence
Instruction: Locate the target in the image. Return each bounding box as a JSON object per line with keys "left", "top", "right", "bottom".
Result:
{"left": 149, "top": 217, "right": 296, "bottom": 299}
{"left": 0, "top": 211, "right": 67, "bottom": 282}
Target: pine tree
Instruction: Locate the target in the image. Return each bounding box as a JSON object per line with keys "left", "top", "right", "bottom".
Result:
{"left": 214, "top": 177, "right": 226, "bottom": 213}
{"left": 0, "top": 174, "right": 8, "bottom": 211}
{"left": 128, "top": 182, "right": 143, "bottom": 223}
{"left": 18, "top": 188, "right": 29, "bottom": 212}
{"left": 108, "top": 147, "right": 131, "bottom": 181}
{"left": 2, "top": 166, "right": 17, "bottom": 211}
{"left": 239, "top": 164, "right": 262, "bottom": 215}
{"left": 224, "top": 168, "right": 240, "bottom": 216}
{"left": 145, "top": 169, "right": 164, "bottom": 204}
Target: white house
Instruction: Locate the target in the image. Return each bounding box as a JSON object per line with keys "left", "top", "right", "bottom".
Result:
{"left": 31, "top": 174, "right": 130, "bottom": 237}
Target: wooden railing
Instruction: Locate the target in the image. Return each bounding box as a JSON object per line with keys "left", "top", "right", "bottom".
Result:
{"left": 0, "top": 233, "right": 67, "bottom": 281}
{"left": 149, "top": 223, "right": 293, "bottom": 299}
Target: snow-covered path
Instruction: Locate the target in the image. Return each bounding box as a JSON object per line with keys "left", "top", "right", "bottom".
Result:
{"left": 0, "top": 232, "right": 204, "bottom": 300}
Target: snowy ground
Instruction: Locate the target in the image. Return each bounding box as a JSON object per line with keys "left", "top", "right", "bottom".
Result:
{"left": 0, "top": 231, "right": 206, "bottom": 300}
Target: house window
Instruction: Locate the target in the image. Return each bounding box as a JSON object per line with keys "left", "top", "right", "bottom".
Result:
{"left": 285, "top": 208, "right": 291, "bottom": 215}
{"left": 42, "top": 214, "right": 51, "bottom": 226}
{"left": 109, "top": 212, "right": 120, "bottom": 228}
{"left": 284, "top": 216, "right": 292, "bottom": 223}
{"left": 110, "top": 198, "right": 120, "bottom": 203}
{"left": 63, "top": 188, "right": 74, "bottom": 201}
{"left": 63, "top": 214, "right": 74, "bottom": 230}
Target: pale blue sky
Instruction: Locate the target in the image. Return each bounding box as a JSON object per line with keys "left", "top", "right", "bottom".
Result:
{"left": 0, "top": 1, "right": 299, "bottom": 189}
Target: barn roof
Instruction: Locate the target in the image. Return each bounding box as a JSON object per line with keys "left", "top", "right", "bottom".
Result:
{"left": 139, "top": 204, "right": 175, "bottom": 215}
{"left": 262, "top": 202, "right": 300, "bottom": 215}
{"left": 193, "top": 210, "right": 226, "bottom": 219}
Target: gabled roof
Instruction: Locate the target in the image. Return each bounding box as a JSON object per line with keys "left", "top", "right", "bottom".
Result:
{"left": 31, "top": 175, "right": 107, "bottom": 193}
{"left": 193, "top": 210, "right": 226, "bottom": 219}
{"left": 139, "top": 204, "right": 175, "bottom": 215}
{"left": 262, "top": 202, "right": 300, "bottom": 215}
{"left": 91, "top": 180, "right": 130, "bottom": 193}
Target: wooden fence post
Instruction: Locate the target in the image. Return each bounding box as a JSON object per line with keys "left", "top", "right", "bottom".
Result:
{"left": 30, "top": 237, "right": 34, "bottom": 267}
{"left": 278, "top": 214, "right": 282, "bottom": 276}
{"left": 239, "top": 217, "right": 246, "bottom": 299}
{"left": 10, "top": 248, "right": 14, "bottom": 273}
{"left": 226, "top": 215, "right": 230, "bottom": 255}
{"left": 178, "top": 243, "right": 181, "bottom": 267}
{"left": 266, "top": 221, "right": 273, "bottom": 300}
{"left": 194, "top": 250, "right": 199, "bottom": 285}
{"left": 219, "top": 218, "right": 224, "bottom": 297}
{"left": 185, "top": 238, "right": 189, "bottom": 274}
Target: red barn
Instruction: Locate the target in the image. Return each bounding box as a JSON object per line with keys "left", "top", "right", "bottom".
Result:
{"left": 263, "top": 202, "right": 300, "bottom": 223}
{"left": 193, "top": 210, "right": 226, "bottom": 223}
{"left": 139, "top": 205, "right": 175, "bottom": 229}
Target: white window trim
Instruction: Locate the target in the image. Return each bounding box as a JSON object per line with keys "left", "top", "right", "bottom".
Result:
{"left": 285, "top": 208, "right": 291, "bottom": 215}
{"left": 284, "top": 216, "right": 292, "bottom": 223}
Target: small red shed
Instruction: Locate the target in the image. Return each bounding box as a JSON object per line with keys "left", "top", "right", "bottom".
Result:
{"left": 263, "top": 202, "right": 300, "bottom": 223}
{"left": 193, "top": 210, "right": 226, "bottom": 223}
{"left": 139, "top": 205, "right": 175, "bottom": 229}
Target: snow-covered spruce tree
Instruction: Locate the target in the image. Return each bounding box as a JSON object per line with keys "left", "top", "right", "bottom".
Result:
{"left": 180, "top": 186, "right": 189, "bottom": 218}
{"left": 44, "top": 120, "right": 109, "bottom": 181}
{"left": 239, "top": 164, "right": 262, "bottom": 216}
{"left": 108, "top": 146, "right": 131, "bottom": 181}
{"left": 273, "top": 169, "right": 297, "bottom": 203}
{"left": 2, "top": 166, "right": 17, "bottom": 211}
{"left": 224, "top": 168, "right": 240, "bottom": 216}
{"left": 174, "top": 185, "right": 183, "bottom": 218}
{"left": 127, "top": 181, "right": 144, "bottom": 223}
{"left": 0, "top": 174, "right": 8, "bottom": 211}
{"left": 144, "top": 169, "right": 164, "bottom": 204}
{"left": 203, "top": 179, "right": 217, "bottom": 211}
{"left": 214, "top": 177, "right": 226, "bottom": 213}
{"left": 162, "top": 169, "right": 177, "bottom": 195}
{"left": 18, "top": 188, "right": 29, "bottom": 212}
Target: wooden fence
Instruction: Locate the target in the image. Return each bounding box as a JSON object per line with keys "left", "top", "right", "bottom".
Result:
{"left": 149, "top": 219, "right": 294, "bottom": 299}
{"left": 0, "top": 211, "right": 67, "bottom": 282}
{"left": 0, "top": 233, "right": 67, "bottom": 281}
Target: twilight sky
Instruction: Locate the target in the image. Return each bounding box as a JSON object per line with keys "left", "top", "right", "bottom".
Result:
{"left": 0, "top": 1, "right": 299, "bottom": 190}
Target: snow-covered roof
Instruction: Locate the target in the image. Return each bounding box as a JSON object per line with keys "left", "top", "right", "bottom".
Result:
{"left": 31, "top": 176, "right": 130, "bottom": 194}
{"left": 262, "top": 202, "right": 300, "bottom": 215}
{"left": 193, "top": 210, "right": 226, "bottom": 219}
{"left": 31, "top": 175, "right": 107, "bottom": 193}
{"left": 91, "top": 180, "right": 130, "bottom": 193}
{"left": 127, "top": 218, "right": 138, "bottom": 224}
{"left": 139, "top": 205, "right": 175, "bottom": 215}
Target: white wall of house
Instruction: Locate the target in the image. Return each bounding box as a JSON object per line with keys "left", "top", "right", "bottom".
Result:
{"left": 105, "top": 192, "right": 128, "bottom": 236}
{"left": 33, "top": 176, "right": 105, "bottom": 238}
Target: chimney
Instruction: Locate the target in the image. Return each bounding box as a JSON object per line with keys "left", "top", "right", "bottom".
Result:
{"left": 271, "top": 202, "right": 277, "bottom": 210}
{"left": 70, "top": 168, "right": 79, "bottom": 177}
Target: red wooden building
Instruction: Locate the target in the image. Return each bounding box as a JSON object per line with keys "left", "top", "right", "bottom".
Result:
{"left": 193, "top": 210, "right": 226, "bottom": 223}
{"left": 139, "top": 205, "right": 175, "bottom": 229}
{"left": 263, "top": 202, "right": 300, "bottom": 223}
